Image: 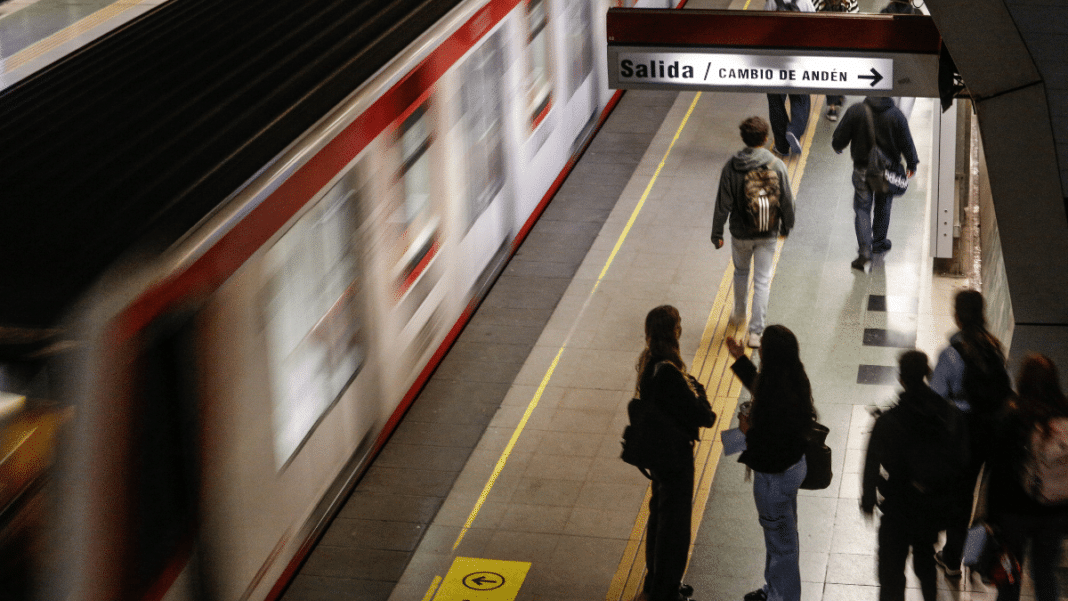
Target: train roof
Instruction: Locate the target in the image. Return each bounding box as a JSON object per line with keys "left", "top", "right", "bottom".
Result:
{"left": 0, "top": 0, "right": 463, "bottom": 343}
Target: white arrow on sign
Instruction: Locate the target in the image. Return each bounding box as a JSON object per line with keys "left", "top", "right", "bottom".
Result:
{"left": 617, "top": 52, "right": 894, "bottom": 92}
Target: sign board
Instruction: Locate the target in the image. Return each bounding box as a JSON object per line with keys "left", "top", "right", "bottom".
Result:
{"left": 615, "top": 51, "right": 894, "bottom": 93}
{"left": 432, "top": 557, "right": 531, "bottom": 601}
{"left": 606, "top": 10, "right": 942, "bottom": 97}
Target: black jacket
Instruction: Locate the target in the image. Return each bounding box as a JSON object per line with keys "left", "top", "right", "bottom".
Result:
{"left": 831, "top": 96, "right": 919, "bottom": 172}
{"left": 732, "top": 356, "right": 813, "bottom": 474}
{"left": 639, "top": 360, "right": 716, "bottom": 444}
{"left": 861, "top": 386, "right": 965, "bottom": 519}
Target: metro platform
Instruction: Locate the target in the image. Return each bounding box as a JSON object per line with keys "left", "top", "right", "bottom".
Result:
{"left": 285, "top": 68, "right": 1048, "bottom": 601}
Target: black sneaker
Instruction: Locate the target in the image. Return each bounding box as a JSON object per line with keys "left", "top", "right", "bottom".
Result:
{"left": 934, "top": 551, "right": 962, "bottom": 577}
{"left": 851, "top": 255, "right": 870, "bottom": 271}
{"left": 872, "top": 239, "right": 892, "bottom": 253}
{"left": 744, "top": 589, "right": 767, "bottom": 601}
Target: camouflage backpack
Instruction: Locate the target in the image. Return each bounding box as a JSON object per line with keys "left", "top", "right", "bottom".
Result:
{"left": 741, "top": 166, "right": 782, "bottom": 236}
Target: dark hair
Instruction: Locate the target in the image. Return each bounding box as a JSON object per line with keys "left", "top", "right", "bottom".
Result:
{"left": 954, "top": 289, "right": 1003, "bottom": 355}
{"left": 1015, "top": 354, "right": 1068, "bottom": 431}
{"left": 740, "top": 116, "right": 770, "bottom": 148}
{"left": 636, "top": 305, "right": 685, "bottom": 380}
{"left": 898, "top": 350, "right": 930, "bottom": 390}
{"left": 752, "top": 324, "right": 817, "bottom": 423}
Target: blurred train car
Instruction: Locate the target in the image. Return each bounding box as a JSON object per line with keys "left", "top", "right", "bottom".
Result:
{"left": 35, "top": 0, "right": 647, "bottom": 599}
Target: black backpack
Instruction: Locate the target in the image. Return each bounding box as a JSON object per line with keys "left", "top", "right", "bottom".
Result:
{"left": 952, "top": 339, "right": 1012, "bottom": 415}
{"left": 893, "top": 405, "right": 971, "bottom": 527}
{"left": 620, "top": 395, "right": 691, "bottom": 478}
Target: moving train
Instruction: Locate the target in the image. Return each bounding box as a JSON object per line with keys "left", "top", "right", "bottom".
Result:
{"left": 0, "top": 0, "right": 674, "bottom": 599}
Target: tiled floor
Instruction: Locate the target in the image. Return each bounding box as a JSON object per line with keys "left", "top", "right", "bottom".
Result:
{"left": 378, "top": 80, "right": 1035, "bottom": 601}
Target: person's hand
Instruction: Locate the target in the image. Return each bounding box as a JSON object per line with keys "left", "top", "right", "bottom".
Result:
{"left": 712, "top": 237, "right": 724, "bottom": 249}
{"left": 725, "top": 336, "right": 745, "bottom": 359}
{"left": 738, "top": 411, "right": 751, "bottom": 434}
{"left": 906, "top": 169, "right": 915, "bottom": 179}
{"left": 860, "top": 502, "right": 876, "bottom": 525}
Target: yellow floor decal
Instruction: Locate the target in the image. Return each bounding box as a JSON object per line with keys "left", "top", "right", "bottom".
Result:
{"left": 432, "top": 557, "right": 531, "bottom": 601}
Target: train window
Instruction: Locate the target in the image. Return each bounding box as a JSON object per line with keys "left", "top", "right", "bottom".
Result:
{"left": 390, "top": 104, "right": 440, "bottom": 295}
{"left": 566, "top": 0, "right": 594, "bottom": 99}
{"left": 525, "top": 0, "right": 553, "bottom": 128}
{"left": 461, "top": 31, "right": 505, "bottom": 231}
{"left": 261, "top": 170, "right": 365, "bottom": 468}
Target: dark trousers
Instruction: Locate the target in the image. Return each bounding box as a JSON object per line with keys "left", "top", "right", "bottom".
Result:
{"left": 766, "top": 93, "right": 810, "bottom": 153}
{"left": 644, "top": 465, "right": 694, "bottom": 601}
{"left": 994, "top": 512, "right": 1064, "bottom": 601}
{"left": 851, "top": 168, "right": 893, "bottom": 258}
{"left": 878, "top": 511, "right": 939, "bottom": 601}
{"left": 942, "top": 412, "right": 991, "bottom": 567}
{"left": 826, "top": 95, "right": 844, "bottom": 107}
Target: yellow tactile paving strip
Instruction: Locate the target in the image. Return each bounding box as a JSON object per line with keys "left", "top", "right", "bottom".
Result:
{"left": 605, "top": 94, "right": 823, "bottom": 601}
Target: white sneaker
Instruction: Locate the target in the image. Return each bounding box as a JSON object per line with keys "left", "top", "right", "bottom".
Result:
{"left": 728, "top": 312, "right": 746, "bottom": 328}
{"left": 747, "top": 331, "right": 762, "bottom": 348}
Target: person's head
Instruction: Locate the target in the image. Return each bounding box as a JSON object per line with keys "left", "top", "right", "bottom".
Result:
{"left": 1016, "top": 354, "right": 1068, "bottom": 415}
{"left": 758, "top": 324, "right": 800, "bottom": 368}
{"left": 898, "top": 350, "right": 930, "bottom": 391}
{"left": 645, "top": 304, "right": 682, "bottom": 347}
{"left": 954, "top": 289, "right": 986, "bottom": 331}
{"left": 751, "top": 324, "right": 816, "bottom": 420}
{"left": 740, "top": 116, "right": 770, "bottom": 148}
{"left": 637, "top": 305, "right": 685, "bottom": 375}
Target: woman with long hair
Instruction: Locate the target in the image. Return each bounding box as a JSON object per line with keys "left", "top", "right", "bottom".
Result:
{"left": 725, "top": 324, "right": 816, "bottom": 601}
{"left": 634, "top": 305, "right": 716, "bottom": 601}
{"left": 985, "top": 354, "right": 1068, "bottom": 601}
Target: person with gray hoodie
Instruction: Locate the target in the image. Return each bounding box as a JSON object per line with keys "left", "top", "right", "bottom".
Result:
{"left": 711, "top": 116, "right": 795, "bottom": 349}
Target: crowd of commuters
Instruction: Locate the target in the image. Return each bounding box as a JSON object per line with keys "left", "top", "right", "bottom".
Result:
{"left": 633, "top": 290, "right": 1065, "bottom": 601}
{"left": 630, "top": 5, "right": 1063, "bottom": 601}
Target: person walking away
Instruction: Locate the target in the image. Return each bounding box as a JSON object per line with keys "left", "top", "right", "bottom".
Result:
{"left": 634, "top": 305, "right": 717, "bottom": 601}
{"left": 862, "top": 351, "right": 970, "bottom": 601}
{"left": 928, "top": 289, "right": 1013, "bottom": 577}
{"left": 814, "top": 0, "right": 858, "bottom": 122}
{"left": 711, "top": 116, "right": 795, "bottom": 349}
{"left": 983, "top": 354, "right": 1068, "bottom": 601}
{"left": 831, "top": 97, "right": 918, "bottom": 270}
{"left": 764, "top": 0, "right": 815, "bottom": 156}
{"left": 725, "top": 325, "right": 816, "bottom": 601}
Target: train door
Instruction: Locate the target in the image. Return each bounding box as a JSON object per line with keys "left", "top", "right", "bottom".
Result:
{"left": 372, "top": 100, "right": 448, "bottom": 398}
{"left": 457, "top": 29, "right": 513, "bottom": 297}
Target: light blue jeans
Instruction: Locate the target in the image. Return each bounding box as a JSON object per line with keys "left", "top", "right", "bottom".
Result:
{"left": 731, "top": 236, "right": 777, "bottom": 335}
{"left": 753, "top": 456, "right": 807, "bottom": 601}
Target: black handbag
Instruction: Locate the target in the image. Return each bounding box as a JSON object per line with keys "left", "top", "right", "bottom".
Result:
{"left": 863, "top": 104, "right": 908, "bottom": 196}
{"left": 800, "top": 421, "right": 833, "bottom": 490}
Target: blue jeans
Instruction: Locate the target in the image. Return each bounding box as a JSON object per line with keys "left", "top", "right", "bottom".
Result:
{"left": 852, "top": 167, "right": 893, "bottom": 259}
{"left": 753, "top": 457, "right": 807, "bottom": 601}
{"left": 731, "top": 237, "right": 777, "bottom": 336}
{"left": 766, "top": 94, "right": 810, "bottom": 153}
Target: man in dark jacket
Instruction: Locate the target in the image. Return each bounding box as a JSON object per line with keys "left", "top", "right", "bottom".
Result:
{"left": 711, "top": 116, "right": 795, "bottom": 349}
{"left": 831, "top": 97, "right": 918, "bottom": 271}
{"left": 862, "top": 351, "right": 969, "bottom": 601}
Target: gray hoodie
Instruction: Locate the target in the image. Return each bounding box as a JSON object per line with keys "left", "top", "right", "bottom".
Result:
{"left": 711, "top": 146, "right": 795, "bottom": 242}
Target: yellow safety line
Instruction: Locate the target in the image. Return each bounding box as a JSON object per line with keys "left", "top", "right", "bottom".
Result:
{"left": 421, "top": 576, "right": 442, "bottom": 601}
{"left": 3, "top": 1, "right": 147, "bottom": 72}
{"left": 606, "top": 95, "right": 823, "bottom": 601}
{"left": 445, "top": 93, "right": 704, "bottom": 559}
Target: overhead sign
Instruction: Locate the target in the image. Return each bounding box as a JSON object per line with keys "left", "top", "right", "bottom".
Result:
{"left": 606, "top": 9, "right": 943, "bottom": 97}
{"left": 616, "top": 51, "right": 893, "bottom": 93}
{"left": 432, "top": 557, "right": 531, "bottom": 601}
